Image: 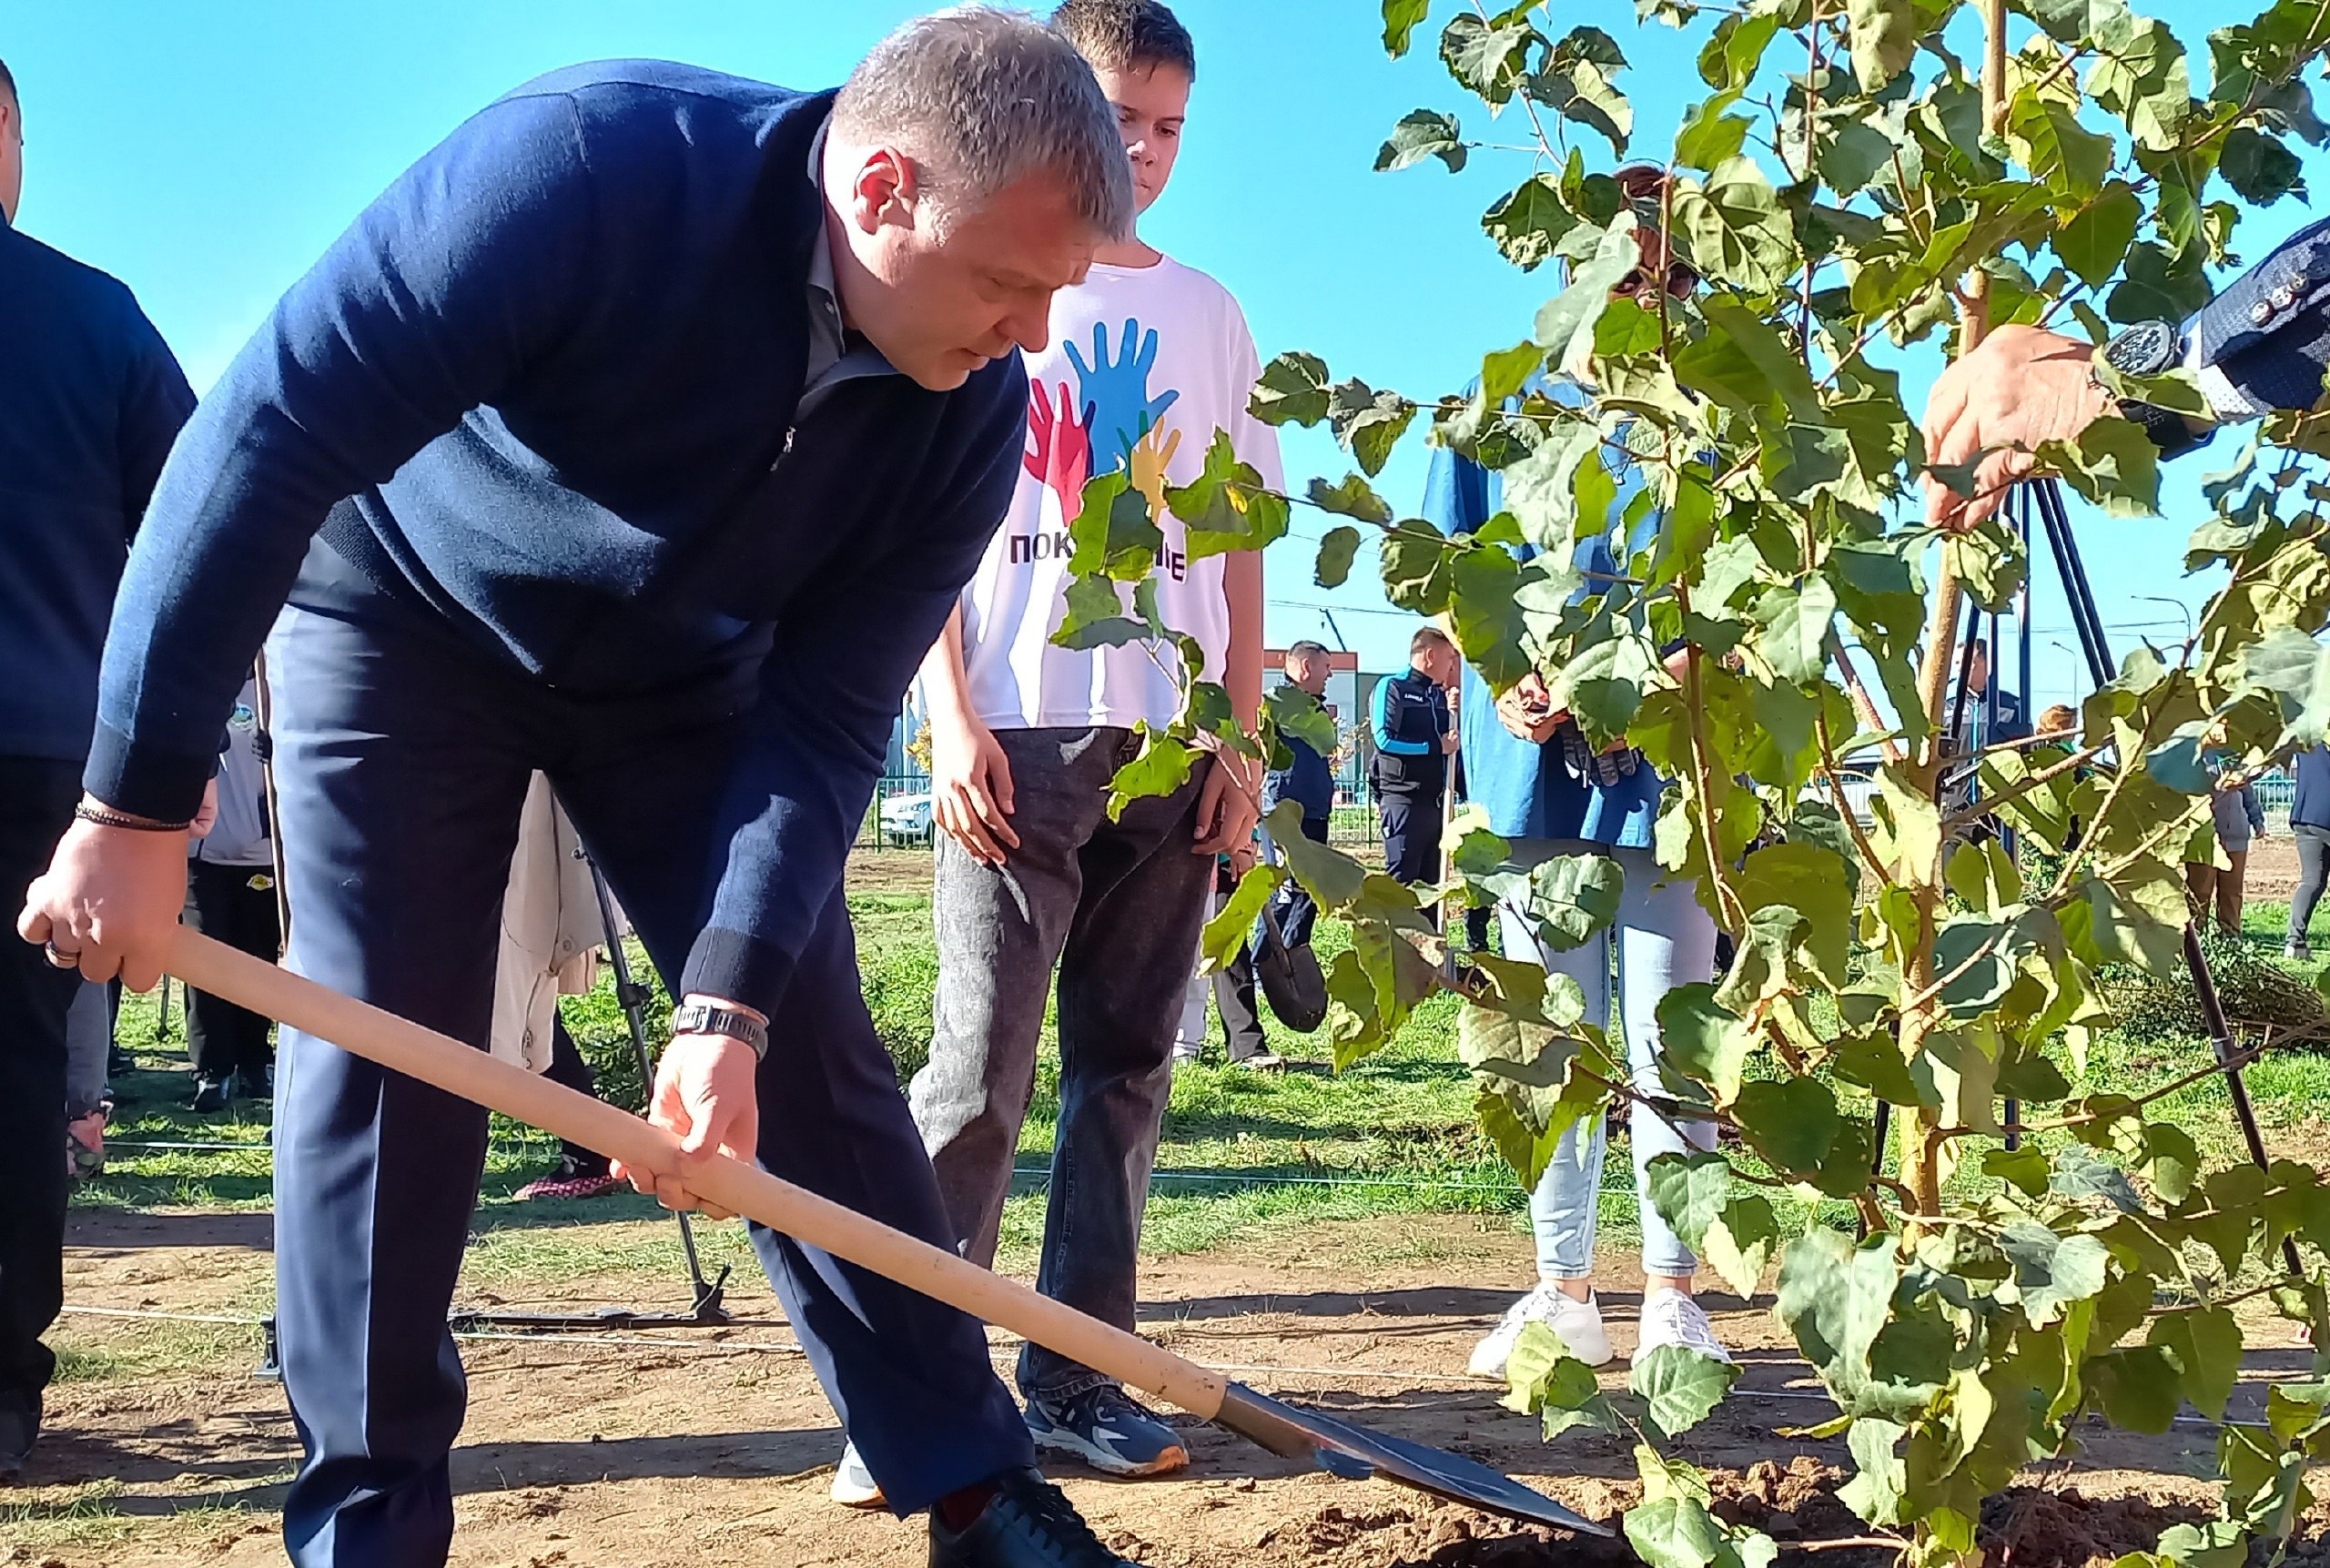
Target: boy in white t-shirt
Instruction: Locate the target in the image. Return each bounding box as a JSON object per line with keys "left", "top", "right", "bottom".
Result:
{"left": 836, "top": 0, "right": 1273, "bottom": 1501}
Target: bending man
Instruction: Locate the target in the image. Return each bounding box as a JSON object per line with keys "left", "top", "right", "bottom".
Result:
{"left": 19, "top": 15, "right": 1153, "bottom": 1568}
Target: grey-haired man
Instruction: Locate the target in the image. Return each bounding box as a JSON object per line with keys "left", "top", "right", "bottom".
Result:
{"left": 18, "top": 12, "right": 1154, "bottom": 1567}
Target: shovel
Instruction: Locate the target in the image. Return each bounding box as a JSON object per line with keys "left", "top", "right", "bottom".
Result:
{"left": 168, "top": 928, "right": 1603, "bottom": 1535}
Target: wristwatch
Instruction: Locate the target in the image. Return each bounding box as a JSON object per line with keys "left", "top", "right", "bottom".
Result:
{"left": 2096, "top": 319, "right": 2211, "bottom": 459}
{"left": 670, "top": 1002, "right": 770, "bottom": 1060}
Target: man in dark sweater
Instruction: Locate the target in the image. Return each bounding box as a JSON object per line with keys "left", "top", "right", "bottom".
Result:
{"left": 16, "top": 17, "right": 1144, "bottom": 1568}
{"left": 0, "top": 56, "right": 196, "bottom": 1481}
{"left": 1259, "top": 642, "right": 1336, "bottom": 948}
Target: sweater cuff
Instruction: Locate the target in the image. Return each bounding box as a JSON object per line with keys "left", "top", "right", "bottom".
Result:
{"left": 83, "top": 721, "right": 216, "bottom": 824}
{"left": 679, "top": 926, "right": 799, "bottom": 1019}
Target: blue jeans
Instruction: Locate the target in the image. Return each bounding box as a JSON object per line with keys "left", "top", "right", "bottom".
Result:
{"left": 1496, "top": 840, "right": 1717, "bottom": 1282}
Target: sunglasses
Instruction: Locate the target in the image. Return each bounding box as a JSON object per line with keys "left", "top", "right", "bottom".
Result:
{"left": 1613, "top": 260, "right": 1699, "bottom": 301}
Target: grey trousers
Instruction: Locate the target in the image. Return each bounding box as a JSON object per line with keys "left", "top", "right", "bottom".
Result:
{"left": 909, "top": 726, "right": 1211, "bottom": 1399}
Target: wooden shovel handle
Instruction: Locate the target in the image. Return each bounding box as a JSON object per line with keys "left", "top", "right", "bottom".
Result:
{"left": 168, "top": 928, "right": 1228, "bottom": 1420}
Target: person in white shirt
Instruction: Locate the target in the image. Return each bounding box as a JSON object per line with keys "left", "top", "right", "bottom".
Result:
{"left": 841, "top": 0, "right": 1271, "bottom": 1503}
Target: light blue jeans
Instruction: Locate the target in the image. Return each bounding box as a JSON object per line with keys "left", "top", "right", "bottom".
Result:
{"left": 1497, "top": 840, "right": 1718, "bottom": 1282}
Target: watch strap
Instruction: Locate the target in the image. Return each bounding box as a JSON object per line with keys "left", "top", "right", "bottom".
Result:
{"left": 2114, "top": 397, "right": 2212, "bottom": 460}
{"left": 671, "top": 1002, "right": 770, "bottom": 1060}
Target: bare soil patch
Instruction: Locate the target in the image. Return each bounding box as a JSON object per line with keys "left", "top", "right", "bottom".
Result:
{"left": 15, "top": 1209, "right": 2316, "bottom": 1567}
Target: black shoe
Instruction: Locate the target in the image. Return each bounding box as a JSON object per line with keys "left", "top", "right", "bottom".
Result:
{"left": 929, "top": 1466, "right": 1141, "bottom": 1567}
{"left": 232, "top": 1067, "right": 274, "bottom": 1102}
{"left": 190, "top": 1077, "right": 229, "bottom": 1112}
{"left": 0, "top": 1392, "right": 39, "bottom": 1482}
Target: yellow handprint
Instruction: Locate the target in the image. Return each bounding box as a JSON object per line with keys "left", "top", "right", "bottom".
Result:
{"left": 1129, "top": 422, "right": 1181, "bottom": 521}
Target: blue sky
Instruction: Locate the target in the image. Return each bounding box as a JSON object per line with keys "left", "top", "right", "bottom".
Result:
{"left": 4, "top": 0, "right": 2315, "bottom": 703}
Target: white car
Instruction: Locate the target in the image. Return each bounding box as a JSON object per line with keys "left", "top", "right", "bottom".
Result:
{"left": 880, "top": 792, "right": 935, "bottom": 846}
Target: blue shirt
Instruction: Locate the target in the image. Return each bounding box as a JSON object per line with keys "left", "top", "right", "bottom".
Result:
{"left": 1262, "top": 729, "right": 1334, "bottom": 822}
{"left": 0, "top": 217, "right": 193, "bottom": 763}
{"left": 90, "top": 63, "right": 1028, "bottom": 1016}
{"left": 1422, "top": 385, "right": 1665, "bottom": 847}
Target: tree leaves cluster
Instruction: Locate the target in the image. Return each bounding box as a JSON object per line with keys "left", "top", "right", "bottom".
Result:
{"left": 1052, "top": 1, "right": 2330, "bottom": 1561}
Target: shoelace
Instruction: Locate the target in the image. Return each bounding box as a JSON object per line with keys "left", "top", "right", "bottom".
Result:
{"left": 993, "top": 1473, "right": 1119, "bottom": 1567}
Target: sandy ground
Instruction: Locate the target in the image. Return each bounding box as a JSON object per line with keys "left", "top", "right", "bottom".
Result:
{"left": 14, "top": 1207, "right": 2320, "bottom": 1568}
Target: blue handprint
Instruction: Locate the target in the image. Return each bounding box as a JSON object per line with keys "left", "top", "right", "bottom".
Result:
{"left": 1064, "top": 318, "right": 1180, "bottom": 477}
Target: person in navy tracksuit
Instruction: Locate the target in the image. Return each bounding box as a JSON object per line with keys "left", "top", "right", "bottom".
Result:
{"left": 15, "top": 20, "right": 1159, "bottom": 1568}
{"left": 1369, "top": 626, "right": 1460, "bottom": 885}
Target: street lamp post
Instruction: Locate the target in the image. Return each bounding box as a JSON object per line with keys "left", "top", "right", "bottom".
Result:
{"left": 2136, "top": 594, "right": 2195, "bottom": 642}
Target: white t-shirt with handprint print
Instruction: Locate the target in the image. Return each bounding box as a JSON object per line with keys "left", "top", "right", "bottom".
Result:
{"left": 955, "top": 253, "right": 1284, "bottom": 732}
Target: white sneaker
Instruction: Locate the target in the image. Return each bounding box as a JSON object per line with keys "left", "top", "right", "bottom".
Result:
{"left": 1636, "top": 1286, "right": 1731, "bottom": 1364}
{"left": 830, "top": 1440, "right": 886, "bottom": 1509}
{"left": 1468, "top": 1284, "right": 1614, "bottom": 1378}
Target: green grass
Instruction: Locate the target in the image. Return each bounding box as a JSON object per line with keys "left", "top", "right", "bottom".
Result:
{"left": 73, "top": 880, "right": 2330, "bottom": 1294}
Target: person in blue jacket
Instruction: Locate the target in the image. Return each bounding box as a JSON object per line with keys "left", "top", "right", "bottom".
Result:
{"left": 1433, "top": 166, "right": 1733, "bottom": 1381}
{"left": 0, "top": 54, "right": 195, "bottom": 1482}
{"left": 15, "top": 17, "right": 1148, "bottom": 1568}
{"left": 2288, "top": 745, "right": 2330, "bottom": 960}
{"left": 1926, "top": 217, "right": 2330, "bottom": 527}
{"left": 1370, "top": 627, "right": 1460, "bottom": 884}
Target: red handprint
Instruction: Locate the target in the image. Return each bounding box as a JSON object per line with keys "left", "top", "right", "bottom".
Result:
{"left": 1024, "top": 379, "right": 1093, "bottom": 521}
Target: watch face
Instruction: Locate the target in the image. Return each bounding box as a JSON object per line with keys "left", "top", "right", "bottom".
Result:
{"left": 2104, "top": 319, "right": 2177, "bottom": 377}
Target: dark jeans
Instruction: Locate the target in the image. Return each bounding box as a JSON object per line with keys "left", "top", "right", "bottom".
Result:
{"left": 1215, "top": 940, "right": 1266, "bottom": 1059}
{"left": 0, "top": 756, "right": 78, "bottom": 1421}
{"left": 909, "top": 726, "right": 1211, "bottom": 1400}
{"left": 263, "top": 552, "right": 1027, "bottom": 1564}
{"left": 1379, "top": 786, "right": 1444, "bottom": 885}
{"left": 183, "top": 856, "right": 281, "bottom": 1084}
{"left": 2295, "top": 824, "right": 2330, "bottom": 945}
{"left": 1259, "top": 810, "right": 1331, "bottom": 951}
{"left": 542, "top": 1015, "right": 608, "bottom": 1178}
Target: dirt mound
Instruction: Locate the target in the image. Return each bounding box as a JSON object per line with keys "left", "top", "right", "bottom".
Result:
{"left": 1257, "top": 1458, "right": 2244, "bottom": 1568}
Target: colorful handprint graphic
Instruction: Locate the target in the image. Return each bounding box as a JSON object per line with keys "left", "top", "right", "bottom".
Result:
{"left": 1024, "top": 379, "right": 1093, "bottom": 521}
{"left": 1128, "top": 422, "right": 1181, "bottom": 522}
{"left": 1066, "top": 318, "right": 1180, "bottom": 474}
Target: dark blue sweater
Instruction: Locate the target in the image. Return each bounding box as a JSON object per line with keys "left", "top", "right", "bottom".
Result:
{"left": 2295, "top": 745, "right": 2330, "bottom": 831}
{"left": 0, "top": 218, "right": 193, "bottom": 763}
{"left": 93, "top": 62, "right": 1028, "bottom": 1013}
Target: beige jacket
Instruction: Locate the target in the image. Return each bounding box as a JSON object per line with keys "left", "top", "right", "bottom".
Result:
{"left": 491, "top": 774, "right": 621, "bottom": 1071}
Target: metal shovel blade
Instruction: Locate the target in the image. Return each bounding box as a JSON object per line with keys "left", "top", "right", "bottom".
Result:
{"left": 1213, "top": 1381, "right": 1609, "bottom": 1535}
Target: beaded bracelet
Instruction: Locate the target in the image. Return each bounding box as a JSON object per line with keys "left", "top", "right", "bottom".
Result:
{"left": 76, "top": 803, "right": 193, "bottom": 833}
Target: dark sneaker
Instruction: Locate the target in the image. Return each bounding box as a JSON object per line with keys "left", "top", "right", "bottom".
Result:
{"left": 929, "top": 1467, "right": 1140, "bottom": 1567}
{"left": 190, "top": 1077, "right": 229, "bottom": 1112}
{"left": 1025, "top": 1385, "right": 1188, "bottom": 1477}
{"left": 233, "top": 1067, "right": 274, "bottom": 1102}
{"left": 2289, "top": 937, "right": 2313, "bottom": 963}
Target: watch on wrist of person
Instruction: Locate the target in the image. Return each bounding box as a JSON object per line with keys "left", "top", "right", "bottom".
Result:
{"left": 669, "top": 1002, "right": 770, "bottom": 1061}
{"left": 2094, "top": 319, "right": 2212, "bottom": 460}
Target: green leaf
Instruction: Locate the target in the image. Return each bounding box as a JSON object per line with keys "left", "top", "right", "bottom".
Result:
{"left": 1441, "top": 13, "right": 1536, "bottom": 106}
{"left": 1382, "top": 0, "right": 1431, "bottom": 57}
{"left": 1052, "top": 574, "right": 1152, "bottom": 651}
{"left": 1379, "top": 519, "right": 1457, "bottom": 613}
{"left": 2221, "top": 126, "right": 2305, "bottom": 206}
{"left": 1067, "top": 470, "right": 1163, "bottom": 582}
{"left": 1312, "top": 526, "right": 1363, "bottom": 590}
{"left": 1164, "top": 430, "right": 1291, "bottom": 560}
{"left": 1737, "top": 839, "right": 1852, "bottom": 982}
{"left": 1327, "top": 379, "right": 1418, "bottom": 477}
{"left": 2006, "top": 90, "right": 2112, "bottom": 198}
{"left": 2058, "top": 180, "right": 2143, "bottom": 288}
{"left": 1735, "top": 1077, "right": 1841, "bottom": 1176}
{"left": 1535, "top": 220, "right": 1645, "bottom": 358}
{"left": 1104, "top": 726, "right": 1199, "bottom": 818}
{"left": 1532, "top": 27, "right": 1634, "bottom": 157}
{"left": 1699, "top": 13, "right": 1779, "bottom": 90}
{"left": 1845, "top": 0, "right": 1918, "bottom": 89}
{"left": 1675, "top": 90, "right": 1750, "bottom": 171}
{"left": 1376, "top": 108, "right": 1468, "bottom": 173}
{"left": 1202, "top": 864, "right": 1280, "bottom": 972}
{"left": 1751, "top": 579, "right": 1839, "bottom": 687}
{"left": 2086, "top": 1346, "right": 2183, "bottom": 1433}
{"left": 2149, "top": 1306, "right": 2243, "bottom": 1422}
{"left": 1483, "top": 174, "right": 1582, "bottom": 271}
{"left": 2243, "top": 626, "right": 2330, "bottom": 746}
{"left": 1632, "top": 1343, "right": 1740, "bottom": 1442}
{"left": 1646, "top": 1151, "right": 1732, "bottom": 1252}
{"left": 1306, "top": 472, "right": 1393, "bottom": 526}
{"left": 2000, "top": 1222, "right": 2111, "bottom": 1327}
{"left": 1671, "top": 157, "right": 1798, "bottom": 294}
{"left": 1523, "top": 851, "right": 1627, "bottom": 950}
{"left": 1626, "top": 1494, "right": 1778, "bottom": 1568}
{"left": 2089, "top": 19, "right": 2190, "bottom": 152}
{"left": 1656, "top": 986, "right": 1755, "bottom": 1105}
{"left": 1838, "top": 1417, "right": 1909, "bottom": 1526}
{"left": 1265, "top": 683, "right": 1339, "bottom": 760}
{"left": 1703, "top": 1193, "right": 1780, "bottom": 1300}
{"left": 1250, "top": 351, "right": 1332, "bottom": 427}
{"left": 1776, "top": 1229, "right": 1902, "bottom": 1417}
{"left": 1448, "top": 543, "right": 1535, "bottom": 690}
{"left": 1266, "top": 799, "right": 1369, "bottom": 910}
